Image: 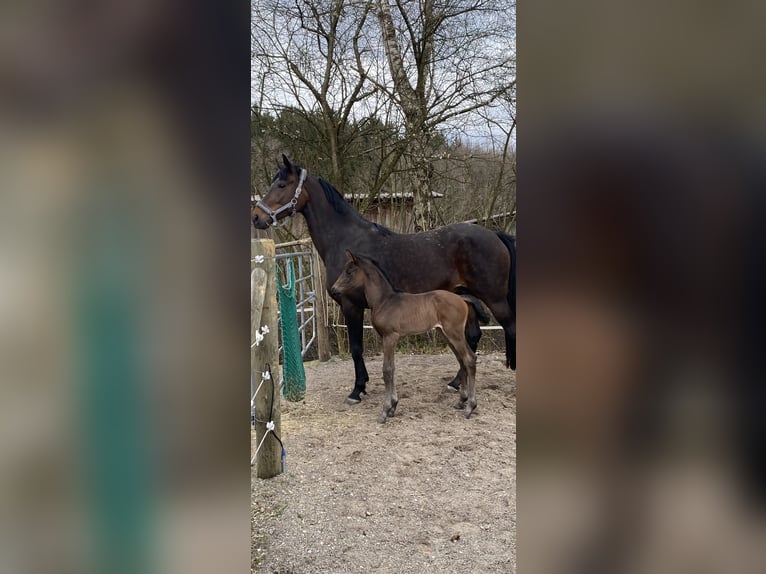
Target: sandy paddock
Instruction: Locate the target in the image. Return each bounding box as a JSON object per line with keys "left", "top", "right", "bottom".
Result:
{"left": 252, "top": 351, "right": 516, "bottom": 573}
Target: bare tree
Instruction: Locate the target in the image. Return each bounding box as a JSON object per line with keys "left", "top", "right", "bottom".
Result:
{"left": 251, "top": 0, "right": 378, "bottom": 189}
{"left": 478, "top": 88, "right": 516, "bottom": 232}
{"left": 373, "top": 0, "right": 515, "bottom": 229}
{"left": 251, "top": 0, "right": 516, "bottom": 232}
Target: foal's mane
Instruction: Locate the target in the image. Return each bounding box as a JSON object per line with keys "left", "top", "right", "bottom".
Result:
{"left": 357, "top": 254, "right": 403, "bottom": 293}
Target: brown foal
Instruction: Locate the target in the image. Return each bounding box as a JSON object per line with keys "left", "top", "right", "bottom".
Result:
{"left": 330, "top": 251, "right": 479, "bottom": 423}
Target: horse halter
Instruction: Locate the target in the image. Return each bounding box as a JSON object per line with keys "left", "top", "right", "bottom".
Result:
{"left": 256, "top": 168, "right": 308, "bottom": 227}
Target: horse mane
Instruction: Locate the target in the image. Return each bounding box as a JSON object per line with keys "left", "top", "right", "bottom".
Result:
{"left": 317, "top": 178, "right": 394, "bottom": 237}
{"left": 272, "top": 162, "right": 395, "bottom": 237}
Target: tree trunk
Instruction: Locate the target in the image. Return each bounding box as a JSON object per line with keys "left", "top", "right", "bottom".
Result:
{"left": 376, "top": 0, "right": 436, "bottom": 230}
{"left": 410, "top": 132, "right": 435, "bottom": 231}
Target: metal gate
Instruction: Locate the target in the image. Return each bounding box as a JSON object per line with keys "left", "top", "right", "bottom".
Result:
{"left": 273, "top": 239, "right": 318, "bottom": 361}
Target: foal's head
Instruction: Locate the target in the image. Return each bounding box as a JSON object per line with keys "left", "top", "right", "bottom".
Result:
{"left": 331, "top": 251, "right": 396, "bottom": 305}
{"left": 252, "top": 154, "right": 310, "bottom": 229}
{"left": 330, "top": 251, "right": 369, "bottom": 299}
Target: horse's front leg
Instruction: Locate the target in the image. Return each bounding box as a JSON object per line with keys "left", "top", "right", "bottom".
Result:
{"left": 379, "top": 335, "right": 399, "bottom": 423}
{"left": 342, "top": 301, "right": 369, "bottom": 404}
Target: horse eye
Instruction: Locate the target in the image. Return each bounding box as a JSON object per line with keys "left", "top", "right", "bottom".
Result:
{"left": 346, "top": 269, "right": 352, "bottom": 276}
{"left": 278, "top": 183, "right": 286, "bottom": 189}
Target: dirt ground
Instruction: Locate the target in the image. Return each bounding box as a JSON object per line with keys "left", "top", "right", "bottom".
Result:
{"left": 252, "top": 351, "right": 516, "bottom": 574}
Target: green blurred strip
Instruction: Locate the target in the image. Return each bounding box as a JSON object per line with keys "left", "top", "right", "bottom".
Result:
{"left": 75, "top": 207, "right": 154, "bottom": 574}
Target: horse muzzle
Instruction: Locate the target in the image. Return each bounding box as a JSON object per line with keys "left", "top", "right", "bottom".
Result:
{"left": 252, "top": 210, "right": 272, "bottom": 229}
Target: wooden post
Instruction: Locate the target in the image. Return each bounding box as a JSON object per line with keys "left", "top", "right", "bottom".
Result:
{"left": 251, "top": 267, "right": 267, "bottom": 348}
{"left": 312, "top": 247, "right": 331, "bottom": 362}
{"left": 252, "top": 239, "right": 282, "bottom": 478}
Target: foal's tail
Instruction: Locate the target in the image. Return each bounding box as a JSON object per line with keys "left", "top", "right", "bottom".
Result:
{"left": 459, "top": 293, "right": 490, "bottom": 353}
{"left": 495, "top": 231, "right": 516, "bottom": 368}
{"left": 460, "top": 294, "right": 491, "bottom": 325}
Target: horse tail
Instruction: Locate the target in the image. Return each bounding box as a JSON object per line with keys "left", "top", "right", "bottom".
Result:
{"left": 495, "top": 231, "right": 516, "bottom": 368}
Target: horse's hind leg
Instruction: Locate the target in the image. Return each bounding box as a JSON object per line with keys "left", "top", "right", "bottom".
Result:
{"left": 503, "top": 316, "right": 516, "bottom": 371}
{"left": 379, "top": 335, "right": 399, "bottom": 423}
{"left": 486, "top": 299, "right": 516, "bottom": 370}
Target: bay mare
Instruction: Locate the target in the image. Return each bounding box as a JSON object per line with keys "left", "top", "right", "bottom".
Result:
{"left": 331, "top": 251, "right": 488, "bottom": 421}
{"left": 253, "top": 155, "right": 515, "bottom": 403}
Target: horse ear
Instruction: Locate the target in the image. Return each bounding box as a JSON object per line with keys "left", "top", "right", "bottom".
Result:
{"left": 282, "top": 154, "right": 292, "bottom": 172}
{"left": 345, "top": 250, "right": 356, "bottom": 263}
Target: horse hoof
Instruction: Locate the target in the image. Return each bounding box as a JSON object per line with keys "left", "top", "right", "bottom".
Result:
{"left": 346, "top": 396, "right": 361, "bottom": 405}
{"left": 453, "top": 401, "right": 465, "bottom": 410}
{"left": 446, "top": 383, "right": 459, "bottom": 393}
{"left": 377, "top": 414, "right": 388, "bottom": 424}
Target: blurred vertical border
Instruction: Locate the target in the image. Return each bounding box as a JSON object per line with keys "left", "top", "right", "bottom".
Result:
{"left": 519, "top": 1, "right": 766, "bottom": 573}
{"left": 0, "top": 1, "right": 251, "bottom": 573}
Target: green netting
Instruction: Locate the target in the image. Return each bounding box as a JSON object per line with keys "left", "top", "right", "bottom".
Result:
{"left": 277, "top": 260, "right": 306, "bottom": 401}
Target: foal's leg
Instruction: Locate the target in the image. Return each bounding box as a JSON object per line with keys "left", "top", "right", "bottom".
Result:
{"left": 342, "top": 301, "right": 370, "bottom": 403}
{"left": 447, "top": 364, "right": 467, "bottom": 393}
{"left": 462, "top": 348, "right": 478, "bottom": 418}
{"left": 444, "top": 325, "right": 478, "bottom": 418}
{"left": 379, "top": 334, "right": 399, "bottom": 424}
{"left": 444, "top": 339, "right": 469, "bottom": 407}
{"left": 447, "top": 306, "right": 482, "bottom": 391}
